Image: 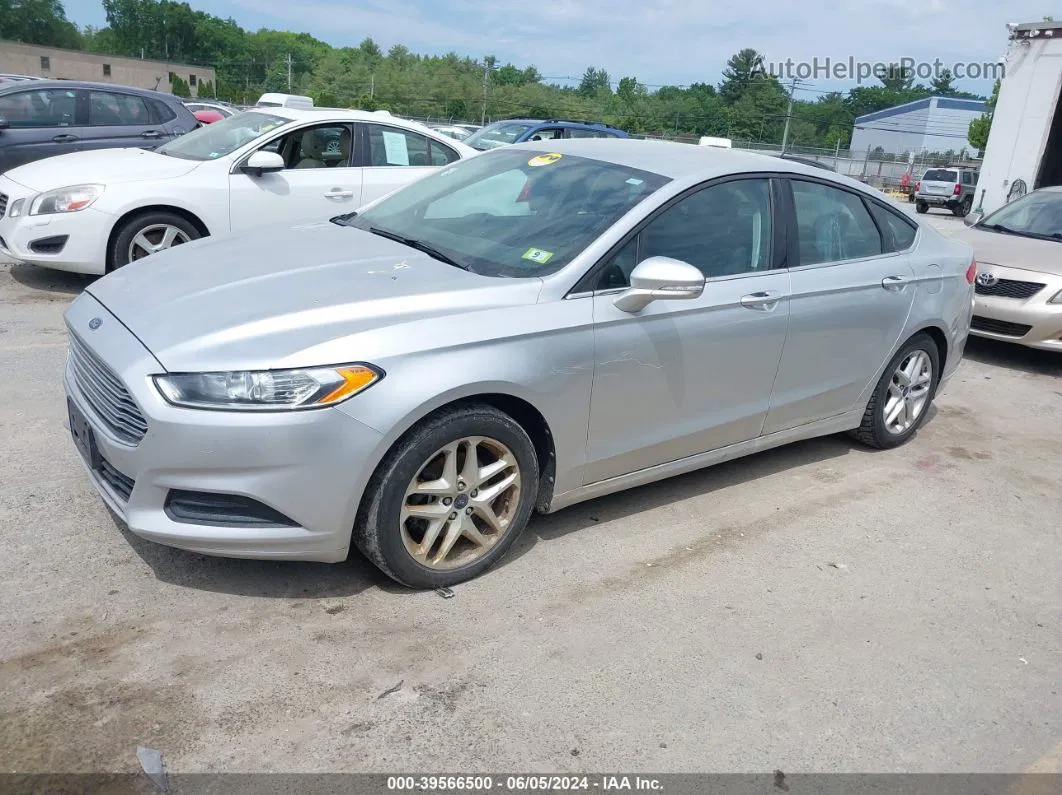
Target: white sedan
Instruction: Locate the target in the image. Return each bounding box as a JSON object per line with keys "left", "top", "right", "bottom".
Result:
{"left": 0, "top": 107, "right": 477, "bottom": 274}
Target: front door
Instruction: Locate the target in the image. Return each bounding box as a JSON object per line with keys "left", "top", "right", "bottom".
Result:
{"left": 762, "top": 178, "right": 917, "bottom": 434}
{"left": 228, "top": 122, "right": 362, "bottom": 233}
{"left": 586, "top": 177, "right": 791, "bottom": 484}
{"left": 0, "top": 87, "right": 80, "bottom": 171}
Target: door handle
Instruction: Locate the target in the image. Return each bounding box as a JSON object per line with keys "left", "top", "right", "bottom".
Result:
{"left": 52, "top": 134, "right": 78, "bottom": 143}
{"left": 881, "top": 275, "right": 911, "bottom": 291}
{"left": 739, "top": 290, "right": 784, "bottom": 311}
{"left": 324, "top": 189, "right": 355, "bottom": 199}
{"left": 141, "top": 130, "right": 163, "bottom": 139}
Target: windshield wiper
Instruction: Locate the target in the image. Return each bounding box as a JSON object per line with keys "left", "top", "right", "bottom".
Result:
{"left": 982, "top": 223, "right": 1062, "bottom": 242}
{"left": 330, "top": 211, "right": 358, "bottom": 226}
{"left": 368, "top": 226, "right": 471, "bottom": 271}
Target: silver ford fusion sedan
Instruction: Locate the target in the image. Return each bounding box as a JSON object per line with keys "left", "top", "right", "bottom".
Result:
{"left": 64, "top": 140, "right": 975, "bottom": 588}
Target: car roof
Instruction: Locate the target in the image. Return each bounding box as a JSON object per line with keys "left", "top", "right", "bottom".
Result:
{"left": 514, "top": 137, "right": 887, "bottom": 187}
{"left": 0, "top": 79, "right": 183, "bottom": 99}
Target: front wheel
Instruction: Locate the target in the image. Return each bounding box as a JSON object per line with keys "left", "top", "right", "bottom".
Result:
{"left": 851, "top": 334, "right": 940, "bottom": 450}
{"left": 353, "top": 405, "right": 539, "bottom": 588}
{"left": 108, "top": 211, "right": 201, "bottom": 271}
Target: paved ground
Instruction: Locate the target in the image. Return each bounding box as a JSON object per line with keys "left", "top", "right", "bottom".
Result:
{"left": 1, "top": 211, "right": 1060, "bottom": 775}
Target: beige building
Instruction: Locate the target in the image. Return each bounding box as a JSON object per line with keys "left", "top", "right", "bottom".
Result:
{"left": 0, "top": 40, "right": 215, "bottom": 96}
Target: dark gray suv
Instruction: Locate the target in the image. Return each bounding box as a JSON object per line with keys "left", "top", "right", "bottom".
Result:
{"left": 0, "top": 80, "right": 197, "bottom": 173}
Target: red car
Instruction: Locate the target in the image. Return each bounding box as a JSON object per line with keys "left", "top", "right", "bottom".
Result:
{"left": 193, "top": 109, "right": 225, "bottom": 125}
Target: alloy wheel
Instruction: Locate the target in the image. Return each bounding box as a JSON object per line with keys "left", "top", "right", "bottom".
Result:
{"left": 128, "top": 224, "right": 192, "bottom": 262}
{"left": 883, "top": 350, "right": 933, "bottom": 435}
{"left": 400, "top": 436, "right": 522, "bottom": 570}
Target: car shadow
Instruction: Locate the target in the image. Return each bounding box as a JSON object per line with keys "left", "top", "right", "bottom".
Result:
{"left": 9, "top": 262, "right": 93, "bottom": 296}
{"left": 963, "top": 336, "right": 1062, "bottom": 378}
{"left": 502, "top": 432, "right": 866, "bottom": 568}
{"left": 109, "top": 429, "right": 914, "bottom": 597}
{"left": 108, "top": 510, "right": 389, "bottom": 599}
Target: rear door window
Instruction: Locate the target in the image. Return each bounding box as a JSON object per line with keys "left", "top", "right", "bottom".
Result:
{"left": 367, "top": 124, "right": 442, "bottom": 167}
{"left": 87, "top": 91, "right": 152, "bottom": 126}
{"left": 790, "top": 180, "right": 883, "bottom": 265}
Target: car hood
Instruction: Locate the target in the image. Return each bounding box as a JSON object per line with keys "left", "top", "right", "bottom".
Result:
{"left": 86, "top": 222, "right": 544, "bottom": 372}
{"left": 3, "top": 148, "right": 201, "bottom": 191}
{"left": 953, "top": 226, "right": 1062, "bottom": 276}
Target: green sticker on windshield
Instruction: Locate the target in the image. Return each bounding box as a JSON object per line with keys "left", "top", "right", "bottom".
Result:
{"left": 522, "top": 247, "right": 554, "bottom": 264}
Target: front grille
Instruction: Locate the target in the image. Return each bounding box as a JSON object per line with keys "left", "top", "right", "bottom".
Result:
{"left": 68, "top": 332, "right": 148, "bottom": 445}
{"left": 971, "top": 315, "right": 1033, "bottom": 338}
{"left": 0, "top": 192, "right": 8, "bottom": 217}
{"left": 98, "top": 458, "right": 135, "bottom": 502}
{"left": 975, "top": 278, "right": 1046, "bottom": 300}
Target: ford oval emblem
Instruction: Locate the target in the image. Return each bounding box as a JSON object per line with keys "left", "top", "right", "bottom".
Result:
{"left": 88, "top": 317, "right": 102, "bottom": 330}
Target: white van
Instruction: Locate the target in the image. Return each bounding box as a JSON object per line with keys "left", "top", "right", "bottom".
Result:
{"left": 255, "top": 93, "right": 314, "bottom": 110}
{"left": 698, "top": 136, "right": 733, "bottom": 148}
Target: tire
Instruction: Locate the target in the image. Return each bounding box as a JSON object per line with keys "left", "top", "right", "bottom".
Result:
{"left": 955, "top": 197, "right": 973, "bottom": 217}
{"left": 851, "top": 333, "right": 940, "bottom": 450}
{"left": 915, "top": 200, "right": 929, "bottom": 214}
{"left": 353, "top": 404, "right": 540, "bottom": 589}
{"left": 108, "top": 211, "right": 201, "bottom": 272}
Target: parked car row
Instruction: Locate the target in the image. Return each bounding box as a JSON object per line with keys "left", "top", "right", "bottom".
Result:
{"left": 55, "top": 137, "right": 980, "bottom": 588}
{"left": 0, "top": 104, "right": 477, "bottom": 273}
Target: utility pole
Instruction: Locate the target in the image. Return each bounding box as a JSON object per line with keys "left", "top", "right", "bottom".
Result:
{"left": 481, "top": 56, "right": 491, "bottom": 125}
{"left": 370, "top": 74, "right": 375, "bottom": 99}
{"left": 833, "top": 138, "right": 841, "bottom": 172}
{"left": 780, "top": 78, "right": 799, "bottom": 153}
{"left": 287, "top": 53, "right": 292, "bottom": 91}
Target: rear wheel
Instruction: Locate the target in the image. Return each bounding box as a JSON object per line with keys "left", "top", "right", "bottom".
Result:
{"left": 851, "top": 333, "right": 940, "bottom": 450}
{"left": 915, "top": 200, "right": 929, "bottom": 214}
{"left": 108, "top": 211, "right": 201, "bottom": 272}
{"left": 353, "top": 405, "right": 539, "bottom": 588}
{"left": 954, "top": 196, "right": 973, "bottom": 217}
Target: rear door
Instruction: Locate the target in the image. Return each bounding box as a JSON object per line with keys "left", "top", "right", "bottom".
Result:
{"left": 0, "top": 87, "right": 80, "bottom": 171}
{"left": 79, "top": 89, "right": 167, "bottom": 152}
{"left": 356, "top": 122, "right": 460, "bottom": 205}
{"left": 229, "top": 121, "right": 361, "bottom": 232}
{"left": 763, "top": 178, "right": 916, "bottom": 434}
{"left": 919, "top": 168, "right": 959, "bottom": 198}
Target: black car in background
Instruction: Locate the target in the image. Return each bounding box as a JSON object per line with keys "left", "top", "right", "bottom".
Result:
{"left": 0, "top": 80, "right": 198, "bottom": 173}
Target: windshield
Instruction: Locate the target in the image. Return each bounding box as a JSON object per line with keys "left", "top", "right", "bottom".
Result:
{"left": 156, "top": 111, "right": 288, "bottom": 160}
{"left": 345, "top": 148, "right": 670, "bottom": 277}
{"left": 922, "top": 169, "right": 958, "bottom": 182}
{"left": 979, "top": 190, "right": 1062, "bottom": 241}
{"left": 464, "top": 122, "right": 534, "bottom": 151}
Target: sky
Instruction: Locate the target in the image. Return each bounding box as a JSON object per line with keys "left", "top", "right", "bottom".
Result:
{"left": 63, "top": 0, "right": 1057, "bottom": 97}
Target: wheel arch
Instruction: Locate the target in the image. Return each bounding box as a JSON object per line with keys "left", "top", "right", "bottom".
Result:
{"left": 351, "top": 388, "right": 559, "bottom": 535}
{"left": 106, "top": 204, "right": 211, "bottom": 270}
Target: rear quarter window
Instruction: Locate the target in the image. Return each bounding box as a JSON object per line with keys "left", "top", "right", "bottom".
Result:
{"left": 152, "top": 99, "right": 177, "bottom": 123}
{"left": 868, "top": 202, "right": 918, "bottom": 252}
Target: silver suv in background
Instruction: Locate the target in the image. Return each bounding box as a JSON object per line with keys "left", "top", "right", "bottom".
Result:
{"left": 915, "top": 166, "right": 979, "bottom": 217}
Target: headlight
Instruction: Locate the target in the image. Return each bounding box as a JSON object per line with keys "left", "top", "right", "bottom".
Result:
{"left": 1051, "top": 290, "right": 1062, "bottom": 304}
{"left": 29, "top": 184, "right": 104, "bottom": 216}
{"left": 153, "top": 364, "right": 382, "bottom": 411}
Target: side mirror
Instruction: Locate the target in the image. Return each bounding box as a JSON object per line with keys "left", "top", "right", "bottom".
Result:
{"left": 963, "top": 211, "right": 982, "bottom": 227}
{"left": 0, "top": 117, "right": 10, "bottom": 131}
{"left": 613, "top": 256, "right": 705, "bottom": 313}
{"left": 240, "top": 150, "right": 285, "bottom": 177}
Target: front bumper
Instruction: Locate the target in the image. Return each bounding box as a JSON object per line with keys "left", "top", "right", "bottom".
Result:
{"left": 63, "top": 292, "right": 385, "bottom": 562}
{"left": 970, "top": 264, "right": 1062, "bottom": 351}
{"left": 0, "top": 175, "right": 111, "bottom": 274}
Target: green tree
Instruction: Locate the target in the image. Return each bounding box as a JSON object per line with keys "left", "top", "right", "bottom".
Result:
{"left": 578, "top": 66, "right": 611, "bottom": 97}
{"left": 170, "top": 73, "right": 190, "bottom": 97}
{"left": 719, "top": 48, "right": 768, "bottom": 104}
{"left": 968, "top": 79, "right": 1000, "bottom": 155}
{"left": 877, "top": 62, "right": 915, "bottom": 92}
{"left": 930, "top": 68, "right": 957, "bottom": 96}
{"left": 0, "top": 0, "right": 82, "bottom": 48}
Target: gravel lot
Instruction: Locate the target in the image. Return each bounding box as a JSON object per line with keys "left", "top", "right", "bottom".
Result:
{"left": 1, "top": 212, "right": 1060, "bottom": 775}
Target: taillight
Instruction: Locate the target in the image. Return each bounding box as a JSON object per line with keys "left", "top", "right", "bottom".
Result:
{"left": 953, "top": 183, "right": 962, "bottom": 196}
{"left": 966, "top": 260, "right": 977, "bottom": 284}
{"left": 915, "top": 181, "right": 921, "bottom": 192}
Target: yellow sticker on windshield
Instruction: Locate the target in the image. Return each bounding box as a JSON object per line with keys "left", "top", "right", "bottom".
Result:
{"left": 528, "top": 152, "right": 563, "bottom": 167}
{"left": 522, "top": 247, "right": 554, "bottom": 264}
